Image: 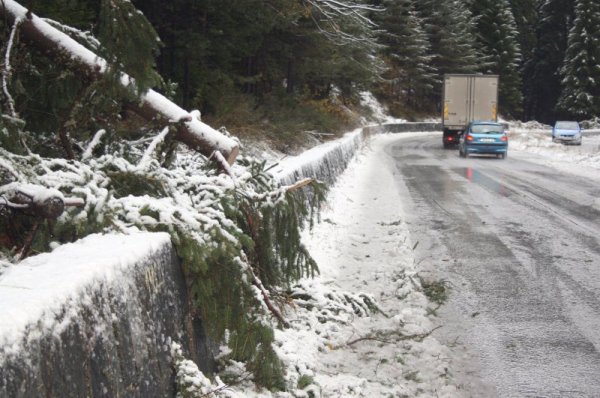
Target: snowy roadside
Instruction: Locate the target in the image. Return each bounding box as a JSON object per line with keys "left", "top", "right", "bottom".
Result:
{"left": 297, "top": 134, "right": 458, "bottom": 397}
{"left": 223, "top": 133, "right": 460, "bottom": 397}
{"left": 508, "top": 122, "right": 600, "bottom": 181}
{"left": 224, "top": 122, "right": 600, "bottom": 397}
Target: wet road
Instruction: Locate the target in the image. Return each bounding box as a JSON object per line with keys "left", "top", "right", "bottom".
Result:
{"left": 386, "top": 133, "right": 600, "bottom": 397}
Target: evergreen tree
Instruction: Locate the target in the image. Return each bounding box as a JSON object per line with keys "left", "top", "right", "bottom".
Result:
{"left": 133, "top": 0, "right": 378, "bottom": 132}
{"left": 509, "top": 0, "right": 542, "bottom": 65}
{"left": 375, "top": 0, "right": 437, "bottom": 111}
{"left": 469, "top": 0, "right": 523, "bottom": 117}
{"left": 556, "top": 0, "right": 600, "bottom": 118}
{"left": 522, "top": 0, "right": 573, "bottom": 122}
{"left": 415, "top": 0, "right": 483, "bottom": 75}
{"left": 414, "top": 0, "right": 483, "bottom": 105}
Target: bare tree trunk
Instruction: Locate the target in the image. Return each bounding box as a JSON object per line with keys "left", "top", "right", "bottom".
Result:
{"left": 0, "top": 0, "right": 239, "bottom": 165}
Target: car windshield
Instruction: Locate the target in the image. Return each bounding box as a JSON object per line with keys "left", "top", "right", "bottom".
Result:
{"left": 470, "top": 124, "right": 504, "bottom": 134}
{"left": 555, "top": 121, "right": 579, "bottom": 129}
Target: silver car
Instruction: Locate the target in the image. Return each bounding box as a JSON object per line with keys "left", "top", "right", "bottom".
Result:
{"left": 552, "top": 121, "right": 582, "bottom": 145}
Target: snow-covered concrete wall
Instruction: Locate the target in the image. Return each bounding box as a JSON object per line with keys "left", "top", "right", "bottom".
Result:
{"left": 0, "top": 233, "right": 215, "bottom": 397}
{"left": 275, "top": 122, "right": 442, "bottom": 185}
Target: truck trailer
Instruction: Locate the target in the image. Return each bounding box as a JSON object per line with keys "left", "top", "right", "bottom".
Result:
{"left": 442, "top": 74, "right": 499, "bottom": 148}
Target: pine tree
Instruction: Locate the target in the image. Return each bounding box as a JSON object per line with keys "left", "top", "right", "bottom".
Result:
{"left": 413, "top": 0, "right": 483, "bottom": 105}
{"left": 508, "top": 0, "right": 542, "bottom": 65}
{"left": 375, "top": 0, "right": 437, "bottom": 111}
{"left": 469, "top": 0, "right": 523, "bottom": 117}
{"left": 415, "top": 0, "right": 483, "bottom": 75}
{"left": 556, "top": 0, "right": 600, "bottom": 118}
{"left": 521, "top": 0, "right": 573, "bottom": 122}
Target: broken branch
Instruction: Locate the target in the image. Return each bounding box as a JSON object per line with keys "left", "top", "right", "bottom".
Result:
{"left": 0, "top": 0, "right": 239, "bottom": 165}
{"left": 335, "top": 326, "right": 443, "bottom": 349}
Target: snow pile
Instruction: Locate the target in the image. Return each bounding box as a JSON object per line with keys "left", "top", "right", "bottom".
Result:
{"left": 581, "top": 117, "right": 600, "bottom": 129}
{"left": 508, "top": 122, "right": 600, "bottom": 169}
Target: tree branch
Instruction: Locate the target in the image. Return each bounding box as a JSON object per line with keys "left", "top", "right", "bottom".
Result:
{"left": 335, "top": 326, "right": 443, "bottom": 349}
{"left": 2, "top": 13, "right": 21, "bottom": 118}
{"left": 0, "top": 0, "right": 240, "bottom": 165}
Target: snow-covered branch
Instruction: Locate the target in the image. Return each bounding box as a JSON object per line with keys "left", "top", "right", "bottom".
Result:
{"left": 303, "top": 0, "right": 382, "bottom": 44}
{"left": 2, "top": 15, "right": 22, "bottom": 118}
{"left": 41, "top": 17, "right": 101, "bottom": 51}
{"left": 0, "top": 183, "right": 84, "bottom": 219}
{"left": 0, "top": 0, "right": 240, "bottom": 165}
{"left": 81, "top": 129, "right": 107, "bottom": 161}
{"left": 137, "top": 126, "right": 170, "bottom": 170}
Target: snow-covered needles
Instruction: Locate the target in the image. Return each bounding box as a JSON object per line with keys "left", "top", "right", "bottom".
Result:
{"left": 0, "top": 131, "right": 326, "bottom": 390}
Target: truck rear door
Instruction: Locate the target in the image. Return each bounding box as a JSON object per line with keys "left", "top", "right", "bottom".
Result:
{"left": 472, "top": 76, "right": 499, "bottom": 122}
{"left": 443, "top": 75, "right": 470, "bottom": 128}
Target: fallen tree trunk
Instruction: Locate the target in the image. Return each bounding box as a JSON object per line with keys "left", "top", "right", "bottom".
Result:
{"left": 0, "top": 0, "right": 239, "bottom": 165}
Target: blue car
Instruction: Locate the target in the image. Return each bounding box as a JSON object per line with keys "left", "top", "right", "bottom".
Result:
{"left": 552, "top": 121, "right": 582, "bottom": 145}
{"left": 458, "top": 121, "right": 508, "bottom": 159}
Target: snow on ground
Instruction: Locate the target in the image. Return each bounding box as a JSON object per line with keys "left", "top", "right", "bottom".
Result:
{"left": 6, "top": 116, "right": 600, "bottom": 396}
{"left": 359, "top": 92, "right": 407, "bottom": 124}
{"left": 508, "top": 121, "right": 600, "bottom": 180}
{"left": 240, "top": 122, "right": 600, "bottom": 397}
{"left": 296, "top": 134, "right": 458, "bottom": 397}
{"left": 228, "top": 133, "right": 460, "bottom": 397}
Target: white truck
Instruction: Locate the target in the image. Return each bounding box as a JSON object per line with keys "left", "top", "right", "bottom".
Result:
{"left": 442, "top": 74, "right": 499, "bottom": 148}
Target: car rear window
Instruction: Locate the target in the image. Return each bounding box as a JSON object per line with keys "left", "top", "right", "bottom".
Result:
{"left": 471, "top": 124, "right": 504, "bottom": 134}
{"left": 555, "top": 121, "right": 579, "bottom": 129}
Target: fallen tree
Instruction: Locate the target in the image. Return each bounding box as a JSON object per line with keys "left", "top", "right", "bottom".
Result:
{"left": 0, "top": 0, "right": 239, "bottom": 164}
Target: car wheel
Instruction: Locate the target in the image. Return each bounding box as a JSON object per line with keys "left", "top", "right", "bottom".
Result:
{"left": 501, "top": 152, "right": 507, "bottom": 159}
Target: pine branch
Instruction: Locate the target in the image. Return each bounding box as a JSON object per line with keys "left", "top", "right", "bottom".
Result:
{"left": 283, "top": 178, "right": 314, "bottom": 192}
{"left": 240, "top": 253, "right": 290, "bottom": 328}
{"left": 334, "top": 326, "right": 443, "bottom": 349}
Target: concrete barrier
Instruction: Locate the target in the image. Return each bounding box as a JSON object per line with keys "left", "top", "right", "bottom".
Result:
{"left": 277, "top": 122, "right": 442, "bottom": 185}
{"left": 0, "top": 233, "right": 215, "bottom": 398}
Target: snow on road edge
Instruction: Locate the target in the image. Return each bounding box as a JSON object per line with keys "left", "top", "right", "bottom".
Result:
{"left": 256, "top": 133, "right": 459, "bottom": 397}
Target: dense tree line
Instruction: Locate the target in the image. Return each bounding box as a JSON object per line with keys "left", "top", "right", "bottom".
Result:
{"left": 1, "top": 0, "right": 599, "bottom": 146}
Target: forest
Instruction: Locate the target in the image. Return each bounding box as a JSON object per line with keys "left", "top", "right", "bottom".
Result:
{"left": 1, "top": 0, "right": 599, "bottom": 152}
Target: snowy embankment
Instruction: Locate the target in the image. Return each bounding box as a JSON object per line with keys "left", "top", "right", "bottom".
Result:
{"left": 0, "top": 121, "right": 449, "bottom": 397}
{"left": 508, "top": 121, "right": 600, "bottom": 175}
{"left": 288, "top": 134, "right": 456, "bottom": 397}
{"left": 230, "top": 129, "right": 457, "bottom": 397}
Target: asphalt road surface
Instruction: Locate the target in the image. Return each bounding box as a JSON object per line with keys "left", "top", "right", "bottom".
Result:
{"left": 386, "top": 133, "right": 600, "bottom": 397}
